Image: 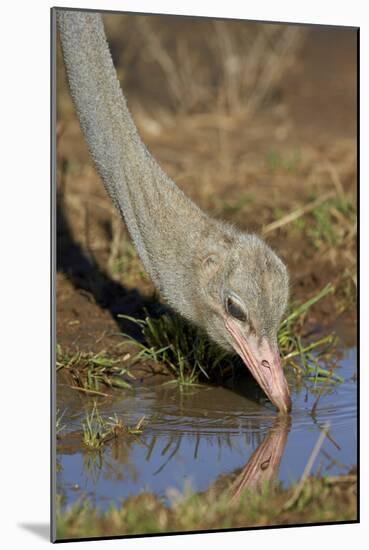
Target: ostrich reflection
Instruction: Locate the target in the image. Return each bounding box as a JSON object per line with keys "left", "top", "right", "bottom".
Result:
{"left": 229, "top": 417, "right": 290, "bottom": 502}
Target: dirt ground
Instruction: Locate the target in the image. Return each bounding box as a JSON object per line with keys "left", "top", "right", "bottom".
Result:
{"left": 56, "top": 15, "right": 357, "bottom": 361}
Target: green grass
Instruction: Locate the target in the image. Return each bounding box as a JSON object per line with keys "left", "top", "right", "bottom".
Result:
{"left": 82, "top": 402, "right": 107, "bottom": 449}
{"left": 56, "top": 346, "right": 134, "bottom": 393}
{"left": 106, "top": 412, "right": 145, "bottom": 436}
{"left": 301, "top": 195, "right": 355, "bottom": 250}
{"left": 119, "top": 312, "right": 232, "bottom": 387}
{"left": 213, "top": 193, "right": 255, "bottom": 217}
{"left": 278, "top": 283, "right": 341, "bottom": 382}
{"left": 81, "top": 401, "right": 145, "bottom": 450}
{"left": 55, "top": 472, "right": 357, "bottom": 539}
{"left": 265, "top": 148, "right": 301, "bottom": 173}
{"left": 118, "top": 283, "right": 339, "bottom": 387}
{"left": 267, "top": 194, "right": 356, "bottom": 254}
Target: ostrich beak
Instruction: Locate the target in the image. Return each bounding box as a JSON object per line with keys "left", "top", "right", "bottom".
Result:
{"left": 225, "top": 318, "right": 291, "bottom": 414}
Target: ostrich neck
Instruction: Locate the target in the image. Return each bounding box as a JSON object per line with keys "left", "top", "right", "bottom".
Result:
{"left": 57, "top": 11, "right": 210, "bottom": 316}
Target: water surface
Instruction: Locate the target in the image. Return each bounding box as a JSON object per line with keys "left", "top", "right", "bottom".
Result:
{"left": 56, "top": 346, "right": 357, "bottom": 510}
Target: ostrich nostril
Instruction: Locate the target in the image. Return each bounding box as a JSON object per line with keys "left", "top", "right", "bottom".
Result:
{"left": 260, "top": 457, "right": 271, "bottom": 470}
{"left": 261, "top": 360, "right": 270, "bottom": 369}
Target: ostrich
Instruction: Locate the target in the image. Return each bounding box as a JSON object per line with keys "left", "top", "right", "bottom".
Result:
{"left": 56, "top": 10, "right": 291, "bottom": 413}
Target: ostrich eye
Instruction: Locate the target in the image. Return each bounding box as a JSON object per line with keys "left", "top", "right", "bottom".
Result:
{"left": 225, "top": 296, "right": 247, "bottom": 322}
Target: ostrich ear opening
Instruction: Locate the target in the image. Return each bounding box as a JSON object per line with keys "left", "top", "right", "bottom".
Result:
{"left": 200, "top": 253, "right": 220, "bottom": 280}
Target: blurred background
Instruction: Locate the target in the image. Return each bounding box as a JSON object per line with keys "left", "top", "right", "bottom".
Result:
{"left": 56, "top": 13, "right": 357, "bottom": 354}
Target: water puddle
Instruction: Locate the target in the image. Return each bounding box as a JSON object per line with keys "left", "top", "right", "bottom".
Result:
{"left": 56, "top": 346, "right": 357, "bottom": 510}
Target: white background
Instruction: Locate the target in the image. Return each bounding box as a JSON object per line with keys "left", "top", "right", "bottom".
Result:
{"left": 1, "top": 0, "right": 365, "bottom": 547}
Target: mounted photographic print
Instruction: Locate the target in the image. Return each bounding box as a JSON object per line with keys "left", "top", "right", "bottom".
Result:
{"left": 51, "top": 6, "right": 358, "bottom": 542}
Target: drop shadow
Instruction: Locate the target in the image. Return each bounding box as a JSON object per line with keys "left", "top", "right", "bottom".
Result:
{"left": 18, "top": 523, "right": 49, "bottom": 541}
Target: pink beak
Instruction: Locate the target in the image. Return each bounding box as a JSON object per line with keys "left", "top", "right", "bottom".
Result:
{"left": 225, "top": 317, "right": 291, "bottom": 414}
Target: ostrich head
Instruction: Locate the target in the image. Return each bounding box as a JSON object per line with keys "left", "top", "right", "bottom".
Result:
{"left": 196, "top": 232, "right": 291, "bottom": 414}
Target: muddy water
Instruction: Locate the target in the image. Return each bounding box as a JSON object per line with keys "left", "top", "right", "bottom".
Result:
{"left": 56, "top": 346, "right": 356, "bottom": 510}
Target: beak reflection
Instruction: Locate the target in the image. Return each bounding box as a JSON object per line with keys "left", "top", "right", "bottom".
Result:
{"left": 229, "top": 416, "right": 291, "bottom": 502}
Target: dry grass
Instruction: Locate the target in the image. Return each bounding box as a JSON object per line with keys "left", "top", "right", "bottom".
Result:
{"left": 55, "top": 472, "right": 357, "bottom": 539}
{"left": 114, "top": 16, "right": 304, "bottom": 116}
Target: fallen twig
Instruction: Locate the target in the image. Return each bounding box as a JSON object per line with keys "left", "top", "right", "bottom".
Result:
{"left": 69, "top": 385, "right": 109, "bottom": 397}
{"left": 262, "top": 191, "right": 335, "bottom": 235}
{"left": 283, "top": 422, "right": 330, "bottom": 510}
